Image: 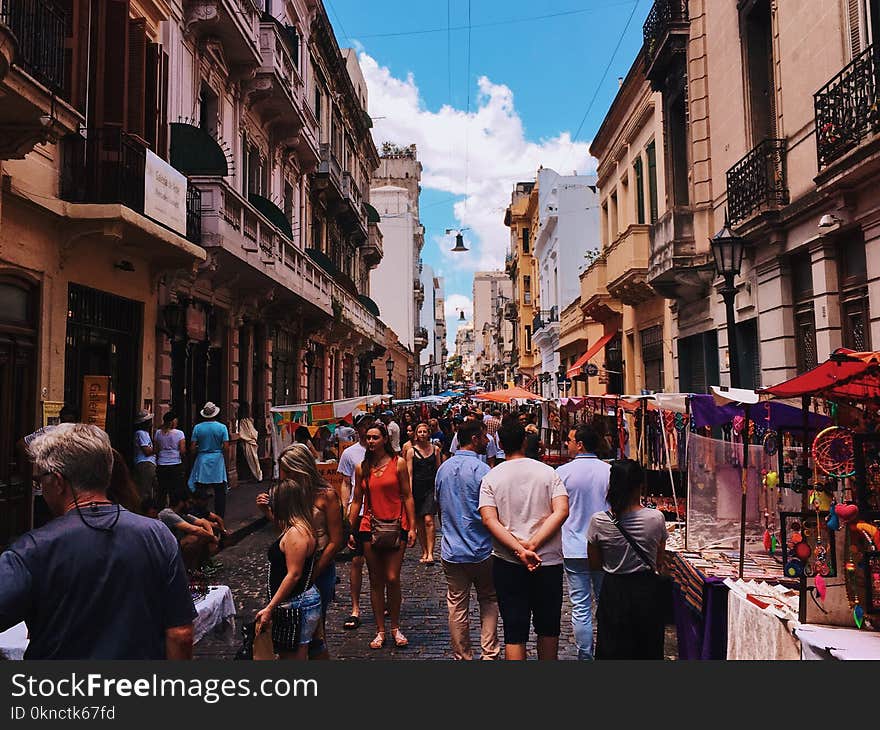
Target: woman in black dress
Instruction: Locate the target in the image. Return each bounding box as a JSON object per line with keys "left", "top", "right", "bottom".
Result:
{"left": 406, "top": 422, "right": 441, "bottom": 564}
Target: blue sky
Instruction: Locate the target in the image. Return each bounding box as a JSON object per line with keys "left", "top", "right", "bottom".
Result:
{"left": 325, "top": 0, "right": 649, "bottom": 348}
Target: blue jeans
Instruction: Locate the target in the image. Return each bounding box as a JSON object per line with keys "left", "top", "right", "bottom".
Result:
{"left": 564, "top": 558, "right": 604, "bottom": 660}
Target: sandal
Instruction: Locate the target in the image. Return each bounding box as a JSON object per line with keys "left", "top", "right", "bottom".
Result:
{"left": 343, "top": 615, "right": 361, "bottom": 630}
{"left": 369, "top": 632, "right": 386, "bottom": 649}
{"left": 391, "top": 628, "right": 408, "bottom": 648}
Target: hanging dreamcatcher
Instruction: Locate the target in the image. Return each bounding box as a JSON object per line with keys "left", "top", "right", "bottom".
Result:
{"left": 812, "top": 426, "right": 856, "bottom": 479}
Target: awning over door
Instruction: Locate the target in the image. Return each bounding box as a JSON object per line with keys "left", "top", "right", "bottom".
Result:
{"left": 566, "top": 329, "right": 618, "bottom": 378}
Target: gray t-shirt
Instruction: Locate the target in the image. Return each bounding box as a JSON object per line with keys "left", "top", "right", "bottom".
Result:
{"left": 587, "top": 508, "right": 668, "bottom": 574}
{"left": 158, "top": 508, "right": 198, "bottom": 538}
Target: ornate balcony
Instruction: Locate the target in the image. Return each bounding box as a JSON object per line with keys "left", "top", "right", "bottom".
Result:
{"left": 814, "top": 43, "right": 880, "bottom": 171}
{"left": 580, "top": 256, "right": 618, "bottom": 323}
{"left": 183, "top": 0, "right": 261, "bottom": 71}
{"left": 414, "top": 326, "right": 429, "bottom": 350}
{"left": 314, "top": 142, "right": 344, "bottom": 201}
{"left": 363, "top": 221, "right": 383, "bottom": 268}
{"left": 727, "top": 138, "right": 788, "bottom": 225}
{"left": 648, "top": 207, "right": 712, "bottom": 301}
{"left": 532, "top": 307, "right": 559, "bottom": 336}
{"left": 643, "top": 0, "right": 689, "bottom": 90}
{"left": 341, "top": 171, "right": 367, "bottom": 238}
{"left": 414, "top": 279, "right": 425, "bottom": 304}
{"left": 605, "top": 224, "right": 653, "bottom": 306}
{"left": 0, "top": 0, "right": 81, "bottom": 158}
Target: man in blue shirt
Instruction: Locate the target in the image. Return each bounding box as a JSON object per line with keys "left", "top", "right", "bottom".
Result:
{"left": 556, "top": 424, "right": 611, "bottom": 660}
{"left": 435, "top": 419, "right": 500, "bottom": 660}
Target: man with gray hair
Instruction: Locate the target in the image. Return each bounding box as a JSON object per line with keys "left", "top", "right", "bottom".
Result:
{"left": 0, "top": 423, "right": 197, "bottom": 659}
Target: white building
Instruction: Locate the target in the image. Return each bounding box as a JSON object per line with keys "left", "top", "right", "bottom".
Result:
{"left": 419, "top": 264, "right": 447, "bottom": 393}
{"left": 454, "top": 324, "right": 476, "bottom": 380}
{"left": 370, "top": 145, "right": 425, "bottom": 358}
{"left": 533, "top": 168, "right": 600, "bottom": 396}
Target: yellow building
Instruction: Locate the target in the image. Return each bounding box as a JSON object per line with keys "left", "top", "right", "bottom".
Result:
{"left": 584, "top": 52, "right": 675, "bottom": 395}
{"left": 503, "top": 181, "right": 540, "bottom": 388}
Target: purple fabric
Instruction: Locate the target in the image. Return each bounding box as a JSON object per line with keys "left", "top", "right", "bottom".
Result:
{"left": 673, "top": 576, "right": 729, "bottom": 660}
{"left": 689, "top": 396, "right": 830, "bottom": 431}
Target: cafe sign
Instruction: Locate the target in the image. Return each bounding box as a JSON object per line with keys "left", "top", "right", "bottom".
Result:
{"left": 81, "top": 375, "right": 110, "bottom": 431}
{"left": 144, "top": 150, "right": 187, "bottom": 236}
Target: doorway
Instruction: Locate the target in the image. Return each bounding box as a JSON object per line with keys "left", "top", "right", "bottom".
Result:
{"left": 0, "top": 277, "right": 38, "bottom": 548}
{"left": 64, "top": 284, "right": 142, "bottom": 461}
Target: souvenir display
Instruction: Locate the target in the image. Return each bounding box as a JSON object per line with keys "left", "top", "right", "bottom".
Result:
{"left": 780, "top": 512, "right": 836, "bottom": 581}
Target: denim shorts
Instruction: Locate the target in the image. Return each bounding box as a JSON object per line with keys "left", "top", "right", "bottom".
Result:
{"left": 272, "top": 586, "right": 322, "bottom": 651}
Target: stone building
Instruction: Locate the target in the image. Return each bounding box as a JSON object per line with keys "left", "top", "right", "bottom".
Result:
{"left": 0, "top": 0, "right": 390, "bottom": 546}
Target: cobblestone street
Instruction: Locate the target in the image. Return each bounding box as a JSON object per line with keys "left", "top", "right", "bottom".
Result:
{"left": 195, "top": 524, "right": 676, "bottom": 660}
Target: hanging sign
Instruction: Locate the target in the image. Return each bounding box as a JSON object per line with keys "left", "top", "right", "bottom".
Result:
{"left": 81, "top": 375, "right": 111, "bottom": 431}
{"left": 144, "top": 150, "right": 187, "bottom": 236}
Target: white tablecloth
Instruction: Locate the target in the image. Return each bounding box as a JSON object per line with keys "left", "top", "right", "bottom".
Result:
{"left": 725, "top": 586, "right": 801, "bottom": 660}
{"left": 0, "top": 585, "right": 235, "bottom": 659}
{"left": 794, "top": 624, "right": 880, "bottom": 660}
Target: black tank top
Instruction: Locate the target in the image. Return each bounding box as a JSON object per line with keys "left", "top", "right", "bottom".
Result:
{"left": 267, "top": 530, "right": 316, "bottom": 598}
{"left": 411, "top": 445, "right": 437, "bottom": 488}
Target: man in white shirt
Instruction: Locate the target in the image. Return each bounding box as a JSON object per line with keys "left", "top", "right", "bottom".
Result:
{"left": 479, "top": 421, "right": 569, "bottom": 660}
{"left": 556, "top": 425, "right": 610, "bottom": 660}
{"left": 337, "top": 413, "right": 374, "bottom": 631}
{"left": 381, "top": 410, "right": 401, "bottom": 453}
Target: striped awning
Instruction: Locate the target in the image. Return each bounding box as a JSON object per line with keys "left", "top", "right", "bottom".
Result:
{"left": 566, "top": 330, "right": 617, "bottom": 378}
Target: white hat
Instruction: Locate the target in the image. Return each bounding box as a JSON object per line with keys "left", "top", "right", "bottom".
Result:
{"left": 200, "top": 402, "right": 220, "bottom": 418}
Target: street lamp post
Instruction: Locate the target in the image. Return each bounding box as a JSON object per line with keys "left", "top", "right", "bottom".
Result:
{"left": 710, "top": 213, "right": 749, "bottom": 579}
{"left": 385, "top": 355, "right": 395, "bottom": 396}
{"left": 710, "top": 214, "right": 745, "bottom": 389}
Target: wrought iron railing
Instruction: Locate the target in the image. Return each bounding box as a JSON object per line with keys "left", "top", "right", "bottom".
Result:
{"left": 0, "top": 0, "right": 66, "bottom": 93}
{"left": 186, "top": 186, "right": 202, "bottom": 245}
{"left": 60, "top": 127, "right": 146, "bottom": 213}
{"left": 532, "top": 306, "right": 559, "bottom": 333}
{"left": 643, "top": 0, "right": 688, "bottom": 62}
{"left": 814, "top": 43, "right": 880, "bottom": 169}
{"left": 726, "top": 138, "right": 788, "bottom": 225}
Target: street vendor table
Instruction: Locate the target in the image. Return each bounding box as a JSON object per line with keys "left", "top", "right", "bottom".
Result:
{"left": 667, "top": 550, "right": 792, "bottom": 659}
{"left": 0, "top": 585, "right": 235, "bottom": 659}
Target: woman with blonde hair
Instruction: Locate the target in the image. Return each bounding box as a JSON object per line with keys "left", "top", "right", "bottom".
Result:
{"left": 255, "top": 477, "right": 322, "bottom": 660}
{"left": 258, "top": 442, "right": 344, "bottom": 659}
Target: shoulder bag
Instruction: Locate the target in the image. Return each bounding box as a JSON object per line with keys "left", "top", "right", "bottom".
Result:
{"left": 606, "top": 511, "right": 675, "bottom": 625}
{"left": 365, "top": 457, "right": 403, "bottom": 550}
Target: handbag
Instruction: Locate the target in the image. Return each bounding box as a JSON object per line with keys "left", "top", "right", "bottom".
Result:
{"left": 606, "top": 511, "right": 675, "bottom": 625}
{"left": 364, "top": 459, "right": 403, "bottom": 551}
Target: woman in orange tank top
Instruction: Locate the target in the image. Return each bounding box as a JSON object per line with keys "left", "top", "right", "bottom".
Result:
{"left": 348, "top": 422, "right": 416, "bottom": 650}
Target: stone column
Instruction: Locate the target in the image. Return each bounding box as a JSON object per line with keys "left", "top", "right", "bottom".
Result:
{"left": 810, "top": 238, "right": 843, "bottom": 361}
{"left": 862, "top": 217, "right": 880, "bottom": 348}
{"left": 755, "top": 257, "right": 797, "bottom": 386}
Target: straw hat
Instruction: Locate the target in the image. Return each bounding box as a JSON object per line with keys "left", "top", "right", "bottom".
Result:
{"left": 200, "top": 402, "right": 220, "bottom": 419}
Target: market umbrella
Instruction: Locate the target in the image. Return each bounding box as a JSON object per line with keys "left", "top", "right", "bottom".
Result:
{"left": 760, "top": 349, "right": 880, "bottom": 401}
{"left": 475, "top": 386, "right": 547, "bottom": 403}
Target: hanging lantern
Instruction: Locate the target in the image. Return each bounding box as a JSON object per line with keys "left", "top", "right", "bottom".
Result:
{"left": 451, "top": 233, "right": 469, "bottom": 252}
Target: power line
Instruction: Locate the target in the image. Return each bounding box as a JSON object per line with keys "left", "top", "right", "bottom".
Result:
{"left": 447, "top": 0, "right": 452, "bottom": 105}
{"left": 572, "top": 0, "right": 642, "bottom": 143}
{"left": 326, "top": 0, "right": 352, "bottom": 45}
{"left": 354, "top": 1, "right": 638, "bottom": 39}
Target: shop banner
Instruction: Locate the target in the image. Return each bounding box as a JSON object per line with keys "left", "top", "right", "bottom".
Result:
{"left": 144, "top": 150, "right": 187, "bottom": 236}
{"left": 81, "top": 375, "right": 110, "bottom": 431}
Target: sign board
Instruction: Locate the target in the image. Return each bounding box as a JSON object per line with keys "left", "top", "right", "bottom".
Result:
{"left": 144, "top": 149, "right": 187, "bottom": 236}
{"left": 585, "top": 363, "right": 599, "bottom": 377}
{"left": 81, "top": 375, "right": 111, "bottom": 431}
{"left": 41, "top": 400, "right": 64, "bottom": 427}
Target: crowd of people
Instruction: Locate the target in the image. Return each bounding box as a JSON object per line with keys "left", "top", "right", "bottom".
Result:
{"left": 0, "top": 398, "right": 670, "bottom": 661}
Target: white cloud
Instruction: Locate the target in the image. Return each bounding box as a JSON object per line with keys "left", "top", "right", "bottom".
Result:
{"left": 445, "top": 293, "right": 472, "bottom": 319}
{"left": 360, "top": 52, "right": 597, "bottom": 273}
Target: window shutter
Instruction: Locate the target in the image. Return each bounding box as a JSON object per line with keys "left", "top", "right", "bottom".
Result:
{"left": 143, "top": 45, "right": 169, "bottom": 157}
{"left": 95, "top": 0, "right": 130, "bottom": 128}
{"left": 848, "top": 0, "right": 866, "bottom": 58}
{"left": 127, "top": 18, "right": 147, "bottom": 137}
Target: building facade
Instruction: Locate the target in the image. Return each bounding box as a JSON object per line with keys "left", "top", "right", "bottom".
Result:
{"left": 504, "top": 181, "right": 539, "bottom": 387}
{"left": 472, "top": 271, "right": 512, "bottom": 388}
{"left": 584, "top": 51, "right": 675, "bottom": 396}
{"left": 640, "top": 0, "right": 879, "bottom": 392}
{"left": 419, "top": 263, "right": 447, "bottom": 394}
{"left": 532, "top": 168, "right": 600, "bottom": 397}
{"left": 0, "top": 0, "right": 390, "bottom": 547}
{"left": 369, "top": 143, "right": 425, "bottom": 369}
{"left": 453, "top": 323, "right": 475, "bottom": 381}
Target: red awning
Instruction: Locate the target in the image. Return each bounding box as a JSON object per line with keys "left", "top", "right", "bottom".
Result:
{"left": 761, "top": 349, "right": 880, "bottom": 400}
{"left": 566, "top": 330, "right": 617, "bottom": 378}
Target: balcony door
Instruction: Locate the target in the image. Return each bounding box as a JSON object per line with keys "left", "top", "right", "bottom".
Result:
{"left": 741, "top": 0, "right": 777, "bottom": 145}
